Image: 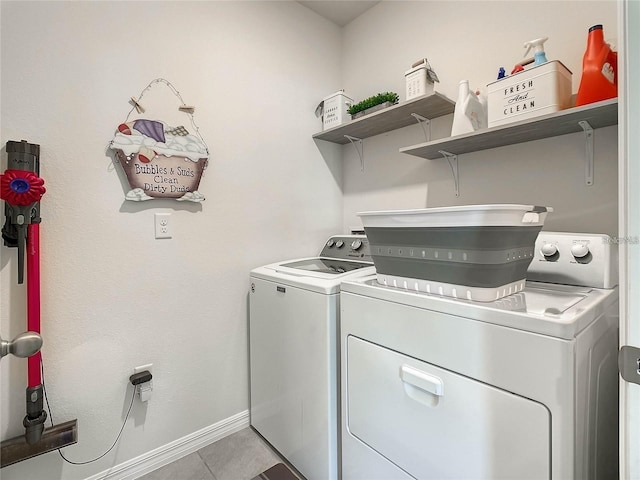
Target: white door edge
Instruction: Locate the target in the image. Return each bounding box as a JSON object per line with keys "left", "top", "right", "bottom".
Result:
{"left": 618, "top": 1, "right": 640, "bottom": 478}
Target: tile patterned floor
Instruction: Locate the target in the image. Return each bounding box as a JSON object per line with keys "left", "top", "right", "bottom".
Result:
{"left": 138, "top": 427, "right": 301, "bottom": 480}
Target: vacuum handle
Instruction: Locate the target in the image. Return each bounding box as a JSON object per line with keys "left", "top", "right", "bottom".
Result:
{"left": 2, "top": 205, "right": 33, "bottom": 284}
{"left": 17, "top": 218, "right": 26, "bottom": 283}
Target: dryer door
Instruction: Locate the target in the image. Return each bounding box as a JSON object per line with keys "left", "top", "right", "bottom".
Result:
{"left": 345, "top": 336, "right": 550, "bottom": 480}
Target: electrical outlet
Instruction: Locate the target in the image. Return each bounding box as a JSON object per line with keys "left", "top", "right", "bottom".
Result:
{"left": 154, "top": 213, "right": 172, "bottom": 239}
{"left": 132, "top": 364, "right": 153, "bottom": 402}
{"left": 134, "top": 363, "right": 153, "bottom": 376}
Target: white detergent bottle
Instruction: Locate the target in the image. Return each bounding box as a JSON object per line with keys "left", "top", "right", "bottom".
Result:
{"left": 476, "top": 88, "right": 489, "bottom": 129}
{"left": 524, "top": 37, "right": 549, "bottom": 65}
{"left": 451, "top": 80, "right": 486, "bottom": 136}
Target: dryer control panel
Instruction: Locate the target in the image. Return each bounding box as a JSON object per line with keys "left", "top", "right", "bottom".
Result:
{"left": 321, "top": 235, "right": 372, "bottom": 263}
{"left": 527, "top": 232, "right": 618, "bottom": 288}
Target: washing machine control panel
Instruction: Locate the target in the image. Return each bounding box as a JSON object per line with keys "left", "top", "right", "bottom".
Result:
{"left": 321, "top": 235, "right": 372, "bottom": 262}
{"left": 527, "top": 232, "right": 618, "bottom": 288}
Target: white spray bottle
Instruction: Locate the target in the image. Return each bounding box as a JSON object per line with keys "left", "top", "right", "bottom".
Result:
{"left": 524, "top": 37, "right": 549, "bottom": 66}
{"left": 451, "top": 80, "right": 487, "bottom": 136}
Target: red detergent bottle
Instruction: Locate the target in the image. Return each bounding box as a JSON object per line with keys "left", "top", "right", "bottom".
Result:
{"left": 576, "top": 24, "right": 617, "bottom": 106}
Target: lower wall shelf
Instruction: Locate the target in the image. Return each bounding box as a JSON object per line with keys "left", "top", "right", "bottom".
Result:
{"left": 399, "top": 98, "right": 618, "bottom": 160}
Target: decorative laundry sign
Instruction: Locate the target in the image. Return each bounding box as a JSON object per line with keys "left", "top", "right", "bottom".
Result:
{"left": 109, "top": 79, "right": 209, "bottom": 202}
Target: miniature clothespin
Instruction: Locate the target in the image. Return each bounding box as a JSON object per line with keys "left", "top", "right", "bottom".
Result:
{"left": 179, "top": 105, "right": 195, "bottom": 113}
{"left": 129, "top": 97, "right": 145, "bottom": 114}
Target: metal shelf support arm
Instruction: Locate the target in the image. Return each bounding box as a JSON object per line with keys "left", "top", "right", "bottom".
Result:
{"left": 578, "top": 120, "right": 594, "bottom": 186}
{"left": 344, "top": 135, "right": 364, "bottom": 172}
{"left": 439, "top": 150, "right": 459, "bottom": 197}
{"left": 411, "top": 113, "right": 431, "bottom": 143}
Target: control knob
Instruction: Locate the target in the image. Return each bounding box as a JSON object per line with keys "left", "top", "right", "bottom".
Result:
{"left": 541, "top": 243, "right": 558, "bottom": 258}
{"left": 326, "top": 239, "right": 335, "bottom": 248}
{"left": 335, "top": 240, "right": 344, "bottom": 248}
{"left": 351, "top": 239, "right": 363, "bottom": 251}
{"left": 571, "top": 243, "right": 590, "bottom": 258}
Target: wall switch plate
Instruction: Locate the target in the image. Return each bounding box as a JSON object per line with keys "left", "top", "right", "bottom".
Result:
{"left": 154, "top": 213, "right": 172, "bottom": 239}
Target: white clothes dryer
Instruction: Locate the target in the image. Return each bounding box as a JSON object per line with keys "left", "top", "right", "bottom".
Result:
{"left": 340, "top": 232, "right": 619, "bottom": 480}
{"left": 250, "top": 235, "right": 375, "bottom": 480}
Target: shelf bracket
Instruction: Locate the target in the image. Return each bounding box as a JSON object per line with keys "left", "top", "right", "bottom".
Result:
{"left": 578, "top": 120, "right": 594, "bottom": 186}
{"left": 411, "top": 113, "right": 431, "bottom": 142}
{"left": 438, "top": 150, "right": 459, "bottom": 197}
{"left": 344, "top": 135, "right": 364, "bottom": 171}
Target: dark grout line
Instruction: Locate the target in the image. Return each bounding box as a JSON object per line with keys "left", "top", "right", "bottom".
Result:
{"left": 197, "top": 449, "right": 219, "bottom": 480}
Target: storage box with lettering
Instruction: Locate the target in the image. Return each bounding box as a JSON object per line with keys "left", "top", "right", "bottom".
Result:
{"left": 322, "top": 91, "right": 353, "bottom": 130}
{"left": 487, "top": 60, "right": 572, "bottom": 128}
{"left": 404, "top": 60, "right": 437, "bottom": 101}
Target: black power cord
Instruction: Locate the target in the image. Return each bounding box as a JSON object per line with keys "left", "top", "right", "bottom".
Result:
{"left": 41, "top": 357, "right": 137, "bottom": 465}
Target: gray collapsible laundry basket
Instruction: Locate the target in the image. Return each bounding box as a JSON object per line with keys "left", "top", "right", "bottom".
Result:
{"left": 358, "top": 204, "right": 552, "bottom": 301}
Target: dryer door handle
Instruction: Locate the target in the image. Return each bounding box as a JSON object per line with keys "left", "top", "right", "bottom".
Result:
{"left": 400, "top": 364, "right": 444, "bottom": 397}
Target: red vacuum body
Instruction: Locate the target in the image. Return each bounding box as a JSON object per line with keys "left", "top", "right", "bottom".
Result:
{"left": 1, "top": 140, "right": 78, "bottom": 468}
{"left": 1, "top": 140, "right": 47, "bottom": 443}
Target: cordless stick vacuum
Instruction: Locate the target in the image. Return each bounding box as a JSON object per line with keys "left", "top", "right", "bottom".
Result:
{"left": 1, "top": 140, "right": 47, "bottom": 442}
{"left": 0, "top": 140, "right": 77, "bottom": 468}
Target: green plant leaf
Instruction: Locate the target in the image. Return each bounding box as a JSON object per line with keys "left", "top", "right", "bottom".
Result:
{"left": 348, "top": 92, "right": 400, "bottom": 115}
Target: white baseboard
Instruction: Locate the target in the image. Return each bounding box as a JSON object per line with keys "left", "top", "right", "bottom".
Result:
{"left": 86, "top": 410, "right": 250, "bottom": 480}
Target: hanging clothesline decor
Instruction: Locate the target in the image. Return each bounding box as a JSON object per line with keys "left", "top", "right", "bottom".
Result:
{"left": 109, "top": 78, "right": 210, "bottom": 202}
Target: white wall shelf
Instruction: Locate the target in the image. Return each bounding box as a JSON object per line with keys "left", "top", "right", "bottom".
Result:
{"left": 312, "top": 93, "right": 455, "bottom": 145}
{"left": 399, "top": 98, "right": 618, "bottom": 160}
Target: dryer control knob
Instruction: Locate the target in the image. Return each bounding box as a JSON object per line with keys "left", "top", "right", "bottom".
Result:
{"left": 541, "top": 243, "right": 558, "bottom": 257}
{"left": 336, "top": 240, "right": 345, "bottom": 248}
{"left": 326, "top": 239, "right": 335, "bottom": 248}
{"left": 351, "top": 239, "right": 363, "bottom": 250}
{"left": 571, "top": 243, "right": 590, "bottom": 258}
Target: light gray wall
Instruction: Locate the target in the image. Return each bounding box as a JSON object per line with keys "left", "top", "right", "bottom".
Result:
{"left": 0, "top": 2, "right": 342, "bottom": 479}
{"left": 340, "top": 1, "right": 618, "bottom": 236}
{"left": 0, "top": 1, "right": 622, "bottom": 478}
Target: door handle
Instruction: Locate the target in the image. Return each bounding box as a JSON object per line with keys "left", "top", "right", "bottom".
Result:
{"left": 619, "top": 345, "right": 640, "bottom": 386}
{"left": 400, "top": 364, "right": 444, "bottom": 397}
{"left": 0, "top": 331, "right": 42, "bottom": 360}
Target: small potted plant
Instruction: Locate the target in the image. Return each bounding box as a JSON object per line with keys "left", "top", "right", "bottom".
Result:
{"left": 348, "top": 92, "right": 400, "bottom": 119}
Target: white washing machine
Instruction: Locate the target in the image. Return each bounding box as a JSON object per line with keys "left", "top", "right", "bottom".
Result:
{"left": 250, "top": 235, "right": 375, "bottom": 480}
{"left": 340, "top": 232, "right": 619, "bottom": 480}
